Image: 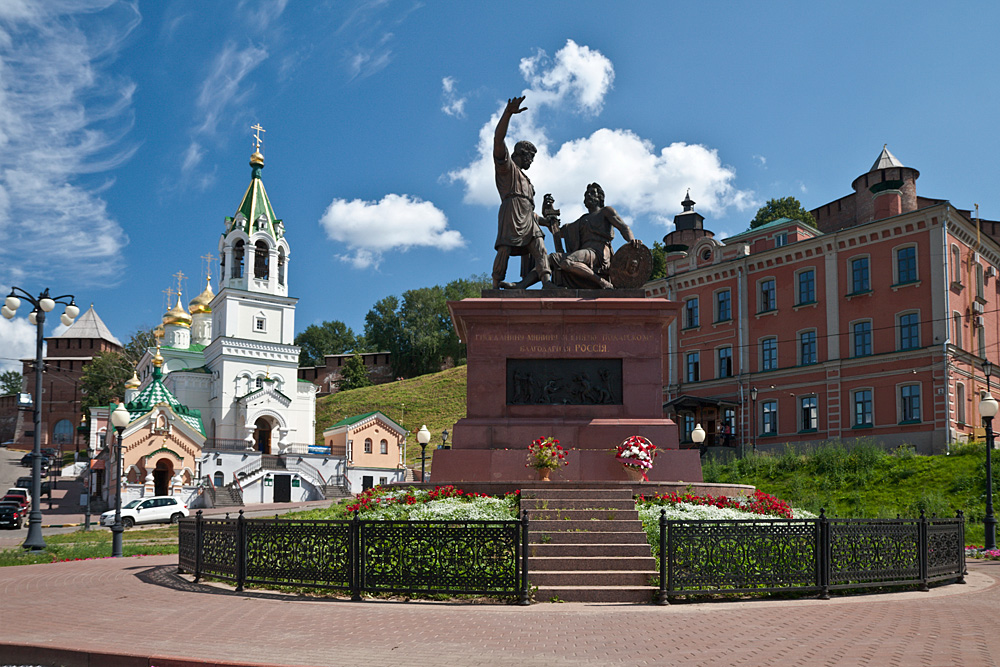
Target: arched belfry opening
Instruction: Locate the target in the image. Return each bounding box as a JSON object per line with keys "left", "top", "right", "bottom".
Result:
{"left": 232, "top": 240, "right": 245, "bottom": 279}
{"left": 254, "top": 240, "right": 269, "bottom": 279}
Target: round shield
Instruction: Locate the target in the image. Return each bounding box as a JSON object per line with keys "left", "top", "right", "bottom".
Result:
{"left": 609, "top": 241, "right": 653, "bottom": 288}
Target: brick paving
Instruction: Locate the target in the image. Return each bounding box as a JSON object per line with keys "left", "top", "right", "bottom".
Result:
{"left": 1, "top": 555, "right": 998, "bottom": 666}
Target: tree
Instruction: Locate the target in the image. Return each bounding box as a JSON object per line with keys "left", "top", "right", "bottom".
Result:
{"left": 650, "top": 241, "right": 667, "bottom": 281}
{"left": 363, "top": 274, "right": 491, "bottom": 379}
{"left": 338, "top": 353, "right": 373, "bottom": 391}
{"left": 0, "top": 370, "right": 22, "bottom": 396}
{"left": 79, "top": 328, "right": 156, "bottom": 412}
{"left": 294, "top": 320, "right": 360, "bottom": 366}
{"left": 750, "top": 197, "right": 816, "bottom": 229}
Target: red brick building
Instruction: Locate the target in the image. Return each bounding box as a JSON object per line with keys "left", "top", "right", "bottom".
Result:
{"left": 645, "top": 147, "right": 999, "bottom": 455}
{"left": 9, "top": 305, "right": 122, "bottom": 453}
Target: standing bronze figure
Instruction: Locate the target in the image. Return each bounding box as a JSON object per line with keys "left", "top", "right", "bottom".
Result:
{"left": 492, "top": 96, "right": 558, "bottom": 289}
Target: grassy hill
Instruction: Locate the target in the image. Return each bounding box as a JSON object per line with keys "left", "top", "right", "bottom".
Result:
{"left": 314, "top": 365, "right": 468, "bottom": 470}
{"left": 704, "top": 440, "right": 995, "bottom": 545}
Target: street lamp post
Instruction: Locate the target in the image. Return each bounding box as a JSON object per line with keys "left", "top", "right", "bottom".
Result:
{"left": 981, "top": 360, "right": 997, "bottom": 551}
{"left": 110, "top": 402, "right": 130, "bottom": 558}
{"left": 3, "top": 287, "right": 79, "bottom": 551}
{"left": 417, "top": 425, "right": 431, "bottom": 483}
{"left": 750, "top": 386, "right": 759, "bottom": 455}
{"left": 441, "top": 428, "right": 450, "bottom": 449}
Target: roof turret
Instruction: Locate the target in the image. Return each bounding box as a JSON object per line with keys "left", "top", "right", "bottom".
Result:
{"left": 870, "top": 144, "right": 904, "bottom": 171}
{"left": 224, "top": 124, "right": 284, "bottom": 240}
{"left": 188, "top": 277, "right": 214, "bottom": 315}
{"left": 162, "top": 293, "right": 192, "bottom": 328}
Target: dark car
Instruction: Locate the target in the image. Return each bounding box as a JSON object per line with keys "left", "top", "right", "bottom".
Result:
{"left": 14, "top": 477, "right": 51, "bottom": 495}
{"left": 1, "top": 495, "right": 29, "bottom": 513}
{"left": 19, "top": 453, "right": 32, "bottom": 467}
{"left": 0, "top": 503, "right": 23, "bottom": 529}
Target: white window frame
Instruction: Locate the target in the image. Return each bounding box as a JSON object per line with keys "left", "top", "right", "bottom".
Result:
{"left": 852, "top": 388, "right": 873, "bottom": 427}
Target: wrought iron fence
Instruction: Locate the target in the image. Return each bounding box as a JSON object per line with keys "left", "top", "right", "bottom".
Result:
{"left": 655, "top": 510, "right": 966, "bottom": 603}
{"left": 178, "top": 511, "right": 530, "bottom": 603}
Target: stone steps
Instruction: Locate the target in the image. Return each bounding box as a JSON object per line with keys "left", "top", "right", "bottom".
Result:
{"left": 522, "top": 486, "right": 657, "bottom": 603}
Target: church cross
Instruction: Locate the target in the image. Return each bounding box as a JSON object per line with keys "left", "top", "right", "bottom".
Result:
{"left": 173, "top": 270, "right": 186, "bottom": 299}
{"left": 162, "top": 287, "right": 175, "bottom": 311}
{"left": 251, "top": 123, "right": 266, "bottom": 150}
{"left": 201, "top": 253, "right": 216, "bottom": 282}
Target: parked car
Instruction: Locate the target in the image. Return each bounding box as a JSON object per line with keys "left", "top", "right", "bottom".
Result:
{"left": 1, "top": 495, "right": 29, "bottom": 513}
{"left": 100, "top": 496, "right": 189, "bottom": 529}
{"left": 0, "top": 502, "right": 23, "bottom": 529}
{"left": 5, "top": 488, "right": 31, "bottom": 507}
{"left": 19, "top": 453, "right": 32, "bottom": 467}
{"left": 41, "top": 447, "right": 58, "bottom": 458}
{"left": 14, "top": 477, "right": 51, "bottom": 495}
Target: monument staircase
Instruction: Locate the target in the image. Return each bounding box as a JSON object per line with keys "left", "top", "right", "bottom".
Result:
{"left": 522, "top": 487, "right": 657, "bottom": 603}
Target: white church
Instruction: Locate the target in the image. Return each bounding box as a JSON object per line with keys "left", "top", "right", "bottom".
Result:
{"left": 124, "top": 139, "right": 343, "bottom": 506}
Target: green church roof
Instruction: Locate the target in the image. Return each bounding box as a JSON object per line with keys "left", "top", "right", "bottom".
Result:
{"left": 224, "top": 151, "right": 284, "bottom": 240}
{"left": 125, "top": 364, "right": 204, "bottom": 435}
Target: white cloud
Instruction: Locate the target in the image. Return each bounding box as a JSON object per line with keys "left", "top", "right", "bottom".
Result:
{"left": 753, "top": 154, "right": 767, "bottom": 168}
{"left": 0, "top": 312, "right": 35, "bottom": 374}
{"left": 441, "top": 76, "right": 466, "bottom": 118}
{"left": 344, "top": 32, "right": 393, "bottom": 81}
{"left": 189, "top": 42, "right": 269, "bottom": 145}
{"left": 519, "top": 40, "right": 614, "bottom": 115}
{"left": 447, "top": 41, "right": 755, "bottom": 228}
{"left": 318, "top": 194, "right": 463, "bottom": 269}
{"left": 0, "top": 0, "right": 137, "bottom": 287}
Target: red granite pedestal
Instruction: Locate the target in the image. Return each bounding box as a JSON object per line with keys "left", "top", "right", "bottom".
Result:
{"left": 431, "top": 293, "right": 703, "bottom": 483}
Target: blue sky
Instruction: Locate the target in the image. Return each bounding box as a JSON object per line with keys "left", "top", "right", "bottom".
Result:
{"left": 1, "top": 0, "right": 999, "bottom": 372}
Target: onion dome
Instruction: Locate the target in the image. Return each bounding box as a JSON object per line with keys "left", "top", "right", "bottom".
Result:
{"left": 153, "top": 323, "right": 164, "bottom": 339}
{"left": 188, "top": 277, "right": 214, "bottom": 315}
{"left": 125, "top": 370, "right": 141, "bottom": 390}
{"left": 162, "top": 293, "right": 192, "bottom": 328}
{"left": 153, "top": 345, "right": 164, "bottom": 368}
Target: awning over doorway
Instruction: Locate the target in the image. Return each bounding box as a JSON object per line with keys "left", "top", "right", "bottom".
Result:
{"left": 663, "top": 394, "right": 738, "bottom": 411}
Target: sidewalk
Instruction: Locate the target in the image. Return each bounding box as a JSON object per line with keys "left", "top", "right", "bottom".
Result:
{"left": 0, "top": 555, "right": 997, "bottom": 666}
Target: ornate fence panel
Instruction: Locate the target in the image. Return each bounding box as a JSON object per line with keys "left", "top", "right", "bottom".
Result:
{"left": 177, "top": 518, "right": 197, "bottom": 573}
{"left": 659, "top": 511, "right": 965, "bottom": 602}
{"left": 199, "top": 517, "right": 240, "bottom": 583}
{"left": 827, "top": 519, "right": 920, "bottom": 589}
{"left": 244, "top": 518, "right": 353, "bottom": 591}
{"left": 360, "top": 520, "right": 520, "bottom": 596}
{"left": 665, "top": 519, "right": 820, "bottom": 596}
{"left": 926, "top": 516, "right": 966, "bottom": 583}
{"left": 178, "top": 511, "right": 527, "bottom": 602}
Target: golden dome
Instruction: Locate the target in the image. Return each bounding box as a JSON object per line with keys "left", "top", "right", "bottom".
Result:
{"left": 250, "top": 149, "right": 264, "bottom": 166}
{"left": 153, "top": 345, "right": 164, "bottom": 367}
{"left": 153, "top": 323, "right": 164, "bottom": 339}
{"left": 162, "top": 293, "right": 192, "bottom": 328}
{"left": 125, "top": 370, "right": 141, "bottom": 390}
{"left": 189, "top": 277, "right": 214, "bottom": 315}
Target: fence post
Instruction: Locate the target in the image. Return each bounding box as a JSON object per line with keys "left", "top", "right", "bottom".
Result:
{"left": 656, "top": 509, "right": 668, "bottom": 605}
{"left": 957, "top": 510, "right": 967, "bottom": 584}
{"left": 518, "top": 510, "right": 531, "bottom": 605}
{"left": 235, "top": 510, "right": 246, "bottom": 593}
{"left": 194, "top": 510, "right": 203, "bottom": 583}
{"left": 350, "top": 510, "right": 362, "bottom": 602}
{"left": 918, "top": 509, "right": 929, "bottom": 591}
{"left": 818, "top": 508, "right": 829, "bottom": 600}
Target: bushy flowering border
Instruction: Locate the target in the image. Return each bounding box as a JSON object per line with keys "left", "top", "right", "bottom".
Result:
{"left": 966, "top": 546, "right": 1000, "bottom": 560}
{"left": 526, "top": 436, "right": 568, "bottom": 471}
{"left": 347, "top": 484, "right": 517, "bottom": 515}
{"left": 638, "top": 489, "right": 796, "bottom": 519}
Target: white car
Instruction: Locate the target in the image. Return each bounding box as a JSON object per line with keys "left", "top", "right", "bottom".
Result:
{"left": 101, "top": 496, "right": 189, "bottom": 529}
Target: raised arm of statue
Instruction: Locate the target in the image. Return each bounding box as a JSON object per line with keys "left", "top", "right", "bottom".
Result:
{"left": 494, "top": 96, "right": 527, "bottom": 161}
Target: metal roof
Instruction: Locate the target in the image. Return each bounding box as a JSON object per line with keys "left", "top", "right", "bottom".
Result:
{"left": 55, "top": 304, "right": 122, "bottom": 346}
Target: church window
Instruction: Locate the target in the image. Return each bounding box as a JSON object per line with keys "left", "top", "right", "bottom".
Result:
{"left": 255, "top": 377, "right": 263, "bottom": 389}
{"left": 364, "top": 438, "right": 372, "bottom": 454}
{"left": 232, "top": 240, "right": 245, "bottom": 279}
{"left": 278, "top": 248, "right": 286, "bottom": 286}
{"left": 255, "top": 316, "right": 266, "bottom": 332}
{"left": 254, "top": 241, "right": 269, "bottom": 279}
{"left": 380, "top": 439, "right": 388, "bottom": 454}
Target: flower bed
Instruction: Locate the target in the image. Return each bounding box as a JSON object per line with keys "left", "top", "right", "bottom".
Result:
{"left": 347, "top": 485, "right": 519, "bottom": 521}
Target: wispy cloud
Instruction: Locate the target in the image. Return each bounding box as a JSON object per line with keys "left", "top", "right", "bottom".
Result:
{"left": 753, "top": 154, "right": 767, "bottom": 168}
{"left": 336, "top": 0, "right": 421, "bottom": 81}
{"left": 318, "top": 194, "right": 463, "bottom": 269}
{"left": 447, "top": 40, "right": 756, "bottom": 227}
{"left": 0, "top": 1, "right": 138, "bottom": 290}
{"left": 441, "top": 76, "right": 466, "bottom": 118}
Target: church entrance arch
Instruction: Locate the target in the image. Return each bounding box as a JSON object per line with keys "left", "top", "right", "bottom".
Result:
{"left": 254, "top": 417, "right": 272, "bottom": 454}
{"left": 153, "top": 458, "right": 174, "bottom": 496}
